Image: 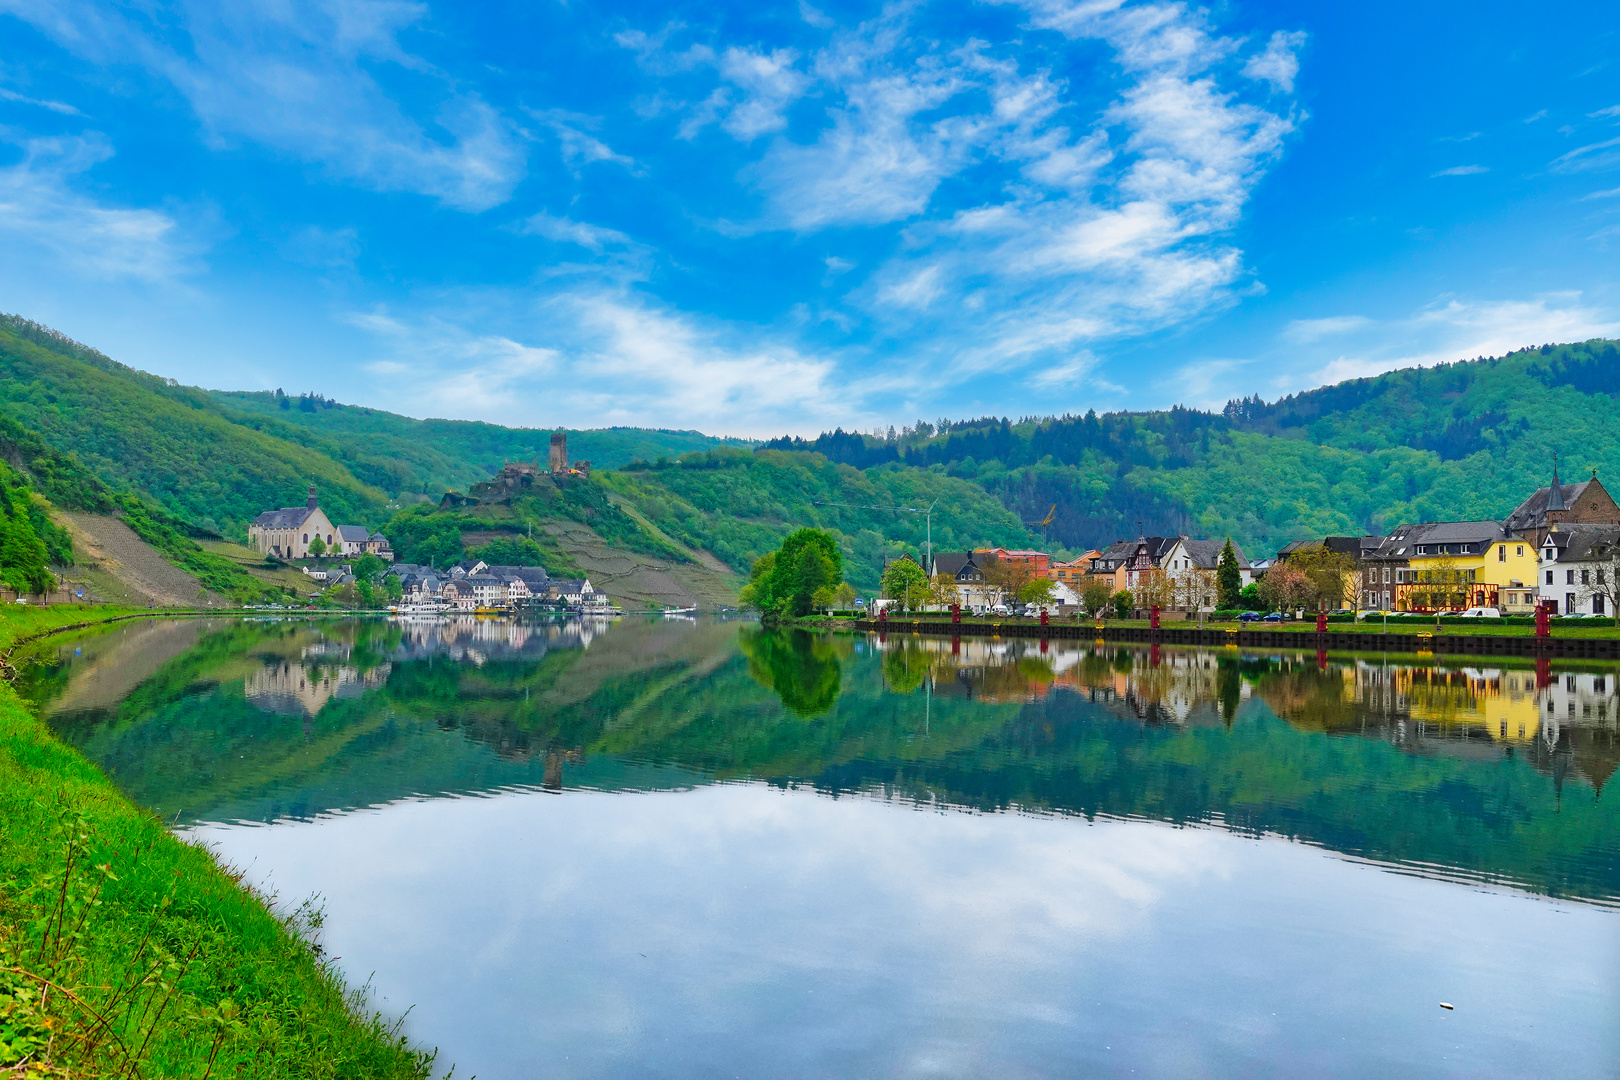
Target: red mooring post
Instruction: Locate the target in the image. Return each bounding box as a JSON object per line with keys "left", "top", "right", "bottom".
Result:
{"left": 951, "top": 603, "right": 961, "bottom": 624}
{"left": 1316, "top": 610, "right": 1328, "bottom": 634}
{"left": 1150, "top": 605, "right": 1160, "bottom": 631}
{"left": 1535, "top": 601, "right": 1550, "bottom": 640}
{"left": 1040, "top": 608, "right": 1050, "bottom": 627}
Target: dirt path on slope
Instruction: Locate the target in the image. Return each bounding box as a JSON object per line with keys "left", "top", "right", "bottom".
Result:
{"left": 59, "top": 513, "right": 225, "bottom": 608}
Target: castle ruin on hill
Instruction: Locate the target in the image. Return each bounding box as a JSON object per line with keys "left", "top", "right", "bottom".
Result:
{"left": 439, "top": 431, "right": 591, "bottom": 509}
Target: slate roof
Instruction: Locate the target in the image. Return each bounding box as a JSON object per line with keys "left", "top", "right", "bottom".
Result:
{"left": 1371, "top": 520, "right": 1509, "bottom": 558}
{"left": 335, "top": 525, "right": 371, "bottom": 542}
{"left": 1542, "top": 523, "right": 1620, "bottom": 562}
{"left": 1089, "top": 540, "right": 1136, "bottom": 571}
{"left": 931, "top": 552, "right": 977, "bottom": 579}
{"left": 251, "top": 506, "right": 317, "bottom": 529}
{"left": 1178, "top": 538, "right": 1248, "bottom": 570}
{"left": 1505, "top": 480, "right": 1594, "bottom": 531}
{"left": 485, "top": 564, "right": 550, "bottom": 584}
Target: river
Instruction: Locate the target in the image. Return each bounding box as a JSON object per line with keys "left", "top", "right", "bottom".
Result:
{"left": 15, "top": 615, "right": 1619, "bottom": 1078}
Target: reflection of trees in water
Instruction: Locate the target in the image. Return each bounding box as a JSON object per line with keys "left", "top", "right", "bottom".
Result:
{"left": 739, "top": 628, "right": 845, "bottom": 717}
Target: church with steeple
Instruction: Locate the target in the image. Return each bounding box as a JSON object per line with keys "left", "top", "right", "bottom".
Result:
{"left": 1503, "top": 456, "right": 1620, "bottom": 548}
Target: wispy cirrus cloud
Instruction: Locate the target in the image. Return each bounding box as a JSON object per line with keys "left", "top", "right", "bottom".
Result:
{"left": 1432, "top": 164, "right": 1488, "bottom": 177}
{"left": 1280, "top": 293, "right": 1620, "bottom": 393}
{"left": 0, "top": 132, "right": 194, "bottom": 282}
{"left": 2, "top": 0, "right": 527, "bottom": 210}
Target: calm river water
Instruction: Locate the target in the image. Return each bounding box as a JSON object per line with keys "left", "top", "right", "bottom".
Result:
{"left": 16, "top": 615, "right": 1620, "bottom": 1079}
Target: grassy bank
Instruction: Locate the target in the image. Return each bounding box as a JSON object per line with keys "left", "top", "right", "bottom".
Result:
{"left": 0, "top": 605, "right": 432, "bottom": 1078}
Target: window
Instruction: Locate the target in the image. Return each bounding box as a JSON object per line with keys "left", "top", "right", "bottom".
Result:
{"left": 1383, "top": 568, "right": 1391, "bottom": 584}
{"left": 1600, "top": 570, "right": 1607, "bottom": 585}
{"left": 1598, "top": 595, "right": 1607, "bottom": 616}
{"left": 1517, "top": 546, "right": 1524, "bottom": 556}
{"left": 1567, "top": 569, "right": 1576, "bottom": 585}
{"left": 303, "top": 533, "right": 309, "bottom": 543}
{"left": 1546, "top": 570, "right": 1554, "bottom": 585}
{"left": 1567, "top": 593, "right": 1577, "bottom": 613}
{"left": 1498, "top": 546, "right": 1506, "bottom": 562}
{"left": 1581, "top": 570, "right": 1590, "bottom": 585}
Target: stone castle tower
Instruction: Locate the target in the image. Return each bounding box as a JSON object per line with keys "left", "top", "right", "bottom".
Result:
{"left": 549, "top": 432, "right": 567, "bottom": 473}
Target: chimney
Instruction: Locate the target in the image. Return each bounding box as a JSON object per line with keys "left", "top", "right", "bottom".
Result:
{"left": 549, "top": 432, "right": 567, "bottom": 473}
{"left": 307, "top": 485, "right": 318, "bottom": 509}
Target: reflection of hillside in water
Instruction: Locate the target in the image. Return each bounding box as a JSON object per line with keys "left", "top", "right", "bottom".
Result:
{"left": 20, "top": 619, "right": 1620, "bottom": 902}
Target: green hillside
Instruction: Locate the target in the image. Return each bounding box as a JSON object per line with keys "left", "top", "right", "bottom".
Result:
{"left": 7, "top": 309, "right": 1619, "bottom": 592}
{"left": 764, "top": 340, "right": 1620, "bottom": 552}
{"left": 211, "top": 389, "right": 752, "bottom": 497}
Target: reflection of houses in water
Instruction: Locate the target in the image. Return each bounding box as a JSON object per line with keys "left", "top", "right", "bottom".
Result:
{"left": 245, "top": 657, "right": 391, "bottom": 717}
{"left": 1318, "top": 659, "right": 1618, "bottom": 795}
{"left": 865, "top": 634, "right": 1246, "bottom": 724}
{"left": 386, "top": 615, "right": 614, "bottom": 664}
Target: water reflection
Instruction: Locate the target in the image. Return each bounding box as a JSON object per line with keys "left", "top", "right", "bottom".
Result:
{"left": 15, "top": 617, "right": 1620, "bottom": 903}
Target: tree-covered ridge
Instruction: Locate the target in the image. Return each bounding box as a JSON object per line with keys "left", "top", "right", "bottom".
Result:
{"left": 0, "top": 410, "right": 267, "bottom": 599}
{"left": 762, "top": 340, "right": 1620, "bottom": 552}
{"left": 0, "top": 321, "right": 390, "bottom": 533}
{"left": 603, "top": 448, "right": 1037, "bottom": 589}
{"left": 213, "top": 389, "right": 753, "bottom": 497}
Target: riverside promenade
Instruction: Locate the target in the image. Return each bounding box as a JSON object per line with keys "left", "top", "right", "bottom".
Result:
{"left": 853, "top": 617, "right": 1620, "bottom": 660}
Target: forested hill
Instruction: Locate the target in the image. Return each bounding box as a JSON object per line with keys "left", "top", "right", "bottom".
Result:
{"left": 6, "top": 308, "right": 1619, "bottom": 587}
{"left": 762, "top": 340, "right": 1620, "bottom": 553}
{"left": 0, "top": 315, "right": 746, "bottom": 534}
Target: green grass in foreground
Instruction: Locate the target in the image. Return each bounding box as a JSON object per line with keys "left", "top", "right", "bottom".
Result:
{"left": 0, "top": 606, "right": 432, "bottom": 1078}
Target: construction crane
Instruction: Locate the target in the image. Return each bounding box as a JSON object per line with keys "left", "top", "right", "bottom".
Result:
{"left": 1024, "top": 504, "right": 1057, "bottom": 530}
{"left": 811, "top": 499, "right": 939, "bottom": 573}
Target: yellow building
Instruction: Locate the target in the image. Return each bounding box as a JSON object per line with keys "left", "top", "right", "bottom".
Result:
{"left": 1389, "top": 521, "right": 1538, "bottom": 613}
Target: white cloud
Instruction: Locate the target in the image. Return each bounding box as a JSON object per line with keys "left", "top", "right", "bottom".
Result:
{"left": 0, "top": 132, "right": 192, "bottom": 282}
{"left": 1551, "top": 136, "right": 1620, "bottom": 174}
{"left": 534, "top": 111, "right": 635, "bottom": 172}
{"left": 516, "top": 212, "right": 633, "bottom": 252}
{"left": 1523, "top": 109, "right": 1548, "bottom": 123}
{"left": 1279, "top": 294, "right": 1620, "bottom": 393}
{"left": 716, "top": 47, "right": 811, "bottom": 140}
{"left": 1241, "top": 30, "right": 1306, "bottom": 95}
{"left": 4, "top": 0, "right": 526, "bottom": 211}
{"left": 1431, "top": 164, "right": 1488, "bottom": 177}
{"left": 339, "top": 289, "right": 878, "bottom": 436}
{"left": 0, "top": 86, "right": 85, "bottom": 115}
{"left": 1587, "top": 105, "right": 1620, "bottom": 120}
{"left": 1281, "top": 315, "right": 1371, "bottom": 343}
{"left": 1578, "top": 186, "right": 1620, "bottom": 200}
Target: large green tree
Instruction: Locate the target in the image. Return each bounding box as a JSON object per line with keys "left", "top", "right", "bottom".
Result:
{"left": 879, "top": 556, "right": 928, "bottom": 607}
{"left": 739, "top": 528, "right": 844, "bottom": 617}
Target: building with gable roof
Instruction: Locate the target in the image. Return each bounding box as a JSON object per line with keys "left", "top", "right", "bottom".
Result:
{"left": 248, "top": 486, "right": 337, "bottom": 560}
{"left": 1504, "top": 461, "right": 1620, "bottom": 547}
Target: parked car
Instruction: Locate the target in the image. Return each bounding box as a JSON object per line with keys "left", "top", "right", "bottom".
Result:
{"left": 1561, "top": 612, "right": 1594, "bottom": 619}
{"left": 1262, "top": 612, "right": 1283, "bottom": 622}
{"left": 1459, "top": 607, "right": 1502, "bottom": 618}
{"left": 1238, "top": 611, "right": 1263, "bottom": 622}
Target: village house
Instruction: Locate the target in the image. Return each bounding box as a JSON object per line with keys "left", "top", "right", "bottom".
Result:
{"left": 1049, "top": 552, "right": 1100, "bottom": 586}
{"left": 1086, "top": 540, "right": 1137, "bottom": 595}
{"left": 1537, "top": 523, "right": 1620, "bottom": 616}
{"left": 1358, "top": 521, "right": 1537, "bottom": 613}
{"left": 931, "top": 552, "right": 996, "bottom": 611}
{"left": 1158, "top": 537, "right": 1253, "bottom": 612}
{"left": 974, "top": 547, "right": 1052, "bottom": 576}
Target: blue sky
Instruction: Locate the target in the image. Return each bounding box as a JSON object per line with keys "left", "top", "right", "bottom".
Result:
{"left": 1, "top": 0, "right": 1617, "bottom": 437}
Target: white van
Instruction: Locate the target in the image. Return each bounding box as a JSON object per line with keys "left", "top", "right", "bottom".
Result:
{"left": 1458, "top": 607, "right": 1501, "bottom": 618}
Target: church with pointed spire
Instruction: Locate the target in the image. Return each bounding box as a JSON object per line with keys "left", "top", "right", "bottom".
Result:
{"left": 1503, "top": 457, "right": 1620, "bottom": 548}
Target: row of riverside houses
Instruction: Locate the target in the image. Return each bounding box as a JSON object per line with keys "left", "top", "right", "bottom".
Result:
{"left": 248, "top": 486, "right": 393, "bottom": 561}
{"left": 922, "top": 538, "right": 1256, "bottom": 616}
{"left": 383, "top": 559, "right": 609, "bottom": 612}
{"left": 1291, "top": 462, "right": 1620, "bottom": 616}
